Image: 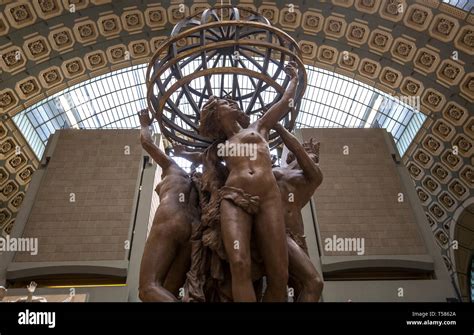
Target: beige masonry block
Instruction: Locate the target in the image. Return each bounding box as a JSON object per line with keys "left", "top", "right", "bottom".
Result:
{"left": 302, "top": 128, "right": 426, "bottom": 257}
{"left": 14, "top": 130, "right": 141, "bottom": 263}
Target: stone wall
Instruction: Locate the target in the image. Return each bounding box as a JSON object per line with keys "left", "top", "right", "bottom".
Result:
{"left": 14, "top": 129, "right": 142, "bottom": 262}
{"left": 301, "top": 128, "right": 426, "bottom": 256}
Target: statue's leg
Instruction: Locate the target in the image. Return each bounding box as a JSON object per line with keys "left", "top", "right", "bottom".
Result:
{"left": 220, "top": 199, "right": 255, "bottom": 302}
{"left": 287, "top": 236, "right": 323, "bottom": 302}
{"left": 163, "top": 240, "right": 191, "bottom": 297}
{"left": 254, "top": 196, "right": 289, "bottom": 302}
{"left": 138, "top": 223, "right": 181, "bottom": 302}
{"left": 182, "top": 220, "right": 207, "bottom": 302}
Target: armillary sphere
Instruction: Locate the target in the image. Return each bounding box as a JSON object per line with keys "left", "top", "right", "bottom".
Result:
{"left": 146, "top": 5, "right": 307, "bottom": 149}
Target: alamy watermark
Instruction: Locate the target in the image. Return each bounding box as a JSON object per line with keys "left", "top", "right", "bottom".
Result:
{"left": 0, "top": 236, "right": 38, "bottom": 256}
{"left": 217, "top": 141, "right": 257, "bottom": 161}
{"left": 324, "top": 235, "right": 365, "bottom": 255}
{"left": 18, "top": 309, "right": 55, "bottom": 329}
{"left": 381, "top": 95, "right": 421, "bottom": 112}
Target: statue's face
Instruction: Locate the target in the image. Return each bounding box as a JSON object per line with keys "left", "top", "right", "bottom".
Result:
{"left": 215, "top": 99, "right": 249, "bottom": 128}
{"left": 215, "top": 99, "right": 236, "bottom": 118}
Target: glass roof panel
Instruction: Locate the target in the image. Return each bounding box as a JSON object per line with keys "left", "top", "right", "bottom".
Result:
{"left": 442, "top": 0, "right": 474, "bottom": 11}
{"left": 13, "top": 63, "right": 425, "bottom": 160}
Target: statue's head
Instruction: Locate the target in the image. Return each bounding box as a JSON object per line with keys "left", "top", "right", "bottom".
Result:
{"left": 199, "top": 96, "right": 250, "bottom": 140}
{"left": 286, "top": 138, "right": 320, "bottom": 167}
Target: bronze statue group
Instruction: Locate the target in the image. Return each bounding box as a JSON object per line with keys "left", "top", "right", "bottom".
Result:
{"left": 138, "top": 62, "right": 324, "bottom": 302}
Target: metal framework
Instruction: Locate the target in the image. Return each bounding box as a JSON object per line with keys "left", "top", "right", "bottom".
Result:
{"left": 444, "top": 0, "right": 474, "bottom": 12}
{"left": 146, "top": 6, "right": 307, "bottom": 149}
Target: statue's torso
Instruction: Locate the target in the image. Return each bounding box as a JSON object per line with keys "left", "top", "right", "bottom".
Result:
{"left": 222, "top": 128, "right": 278, "bottom": 197}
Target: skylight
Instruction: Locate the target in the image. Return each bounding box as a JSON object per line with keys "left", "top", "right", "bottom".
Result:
{"left": 13, "top": 63, "right": 425, "bottom": 160}
{"left": 442, "top": 0, "right": 474, "bottom": 11}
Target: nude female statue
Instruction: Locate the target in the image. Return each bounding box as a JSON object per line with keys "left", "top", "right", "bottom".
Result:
{"left": 198, "top": 62, "right": 299, "bottom": 302}
{"left": 272, "top": 123, "right": 324, "bottom": 302}
{"left": 174, "top": 123, "right": 324, "bottom": 302}
{"left": 138, "top": 109, "right": 200, "bottom": 302}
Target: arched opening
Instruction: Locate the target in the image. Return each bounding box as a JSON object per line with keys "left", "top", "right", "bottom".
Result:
{"left": 12, "top": 64, "right": 424, "bottom": 161}
{"left": 453, "top": 204, "right": 474, "bottom": 302}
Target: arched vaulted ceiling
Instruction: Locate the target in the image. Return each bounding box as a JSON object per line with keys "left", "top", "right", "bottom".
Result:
{"left": 0, "top": 0, "right": 473, "bottom": 293}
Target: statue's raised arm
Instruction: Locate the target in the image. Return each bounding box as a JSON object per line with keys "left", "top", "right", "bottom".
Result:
{"left": 274, "top": 123, "right": 322, "bottom": 189}
{"left": 254, "top": 61, "right": 299, "bottom": 137}
{"left": 138, "top": 109, "right": 174, "bottom": 170}
{"left": 173, "top": 144, "right": 203, "bottom": 166}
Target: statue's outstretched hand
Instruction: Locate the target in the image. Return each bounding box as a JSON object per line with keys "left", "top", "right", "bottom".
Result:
{"left": 138, "top": 109, "right": 152, "bottom": 127}
{"left": 27, "top": 281, "right": 37, "bottom": 293}
{"left": 284, "top": 61, "right": 298, "bottom": 79}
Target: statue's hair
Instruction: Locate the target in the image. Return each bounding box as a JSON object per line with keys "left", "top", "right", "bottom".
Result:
{"left": 199, "top": 96, "right": 250, "bottom": 140}
{"left": 302, "top": 138, "right": 320, "bottom": 164}
{"left": 287, "top": 137, "right": 320, "bottom": 164}
{"left": 199, "top": 96, "right": 222, "bottom": 140}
